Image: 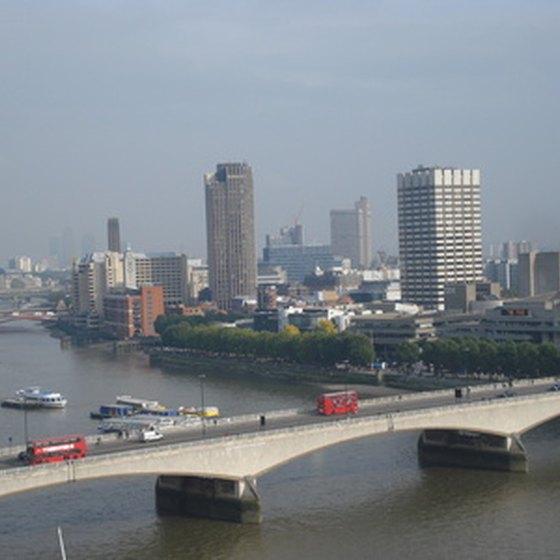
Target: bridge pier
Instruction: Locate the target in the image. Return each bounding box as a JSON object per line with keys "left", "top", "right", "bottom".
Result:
{"left": 417, "top": 429, "right": 527, "bottom": 473}
{"left": 155, "top": 475, "right": 261, "bottom": 523}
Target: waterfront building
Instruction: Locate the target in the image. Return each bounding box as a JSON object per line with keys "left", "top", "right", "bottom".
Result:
{"left": 103, "top": 285, "right": 164, "bottom": 338}
{"left": 107, "top": 217, "right": 121, "bottom": 253}
{"left": 397, "top": 166, "right": 483, "bottom": 310}
{"left": 205, "top": 162, "right": 257, "bottom": 310}
{"left": 330, "top": 196, "right": 372, "bottom": 269}
{"left": 123, "top": 249, "right": 189, "bottom": 308}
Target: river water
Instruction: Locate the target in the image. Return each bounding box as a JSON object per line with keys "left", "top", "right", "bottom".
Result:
{"left": 1, "top": 322, "right": 560, "bottom": 560}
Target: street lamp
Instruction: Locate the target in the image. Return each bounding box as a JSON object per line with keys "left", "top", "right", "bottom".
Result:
{"left": 199, "top": 374, "right": 206, "bottom": 435}
{"left": 23, "top": 400, "right": 29, "bottom": 444}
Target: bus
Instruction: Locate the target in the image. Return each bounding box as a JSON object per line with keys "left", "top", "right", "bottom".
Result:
{"left": 19, "top": 434, "right": 87, "bottom": 465}
{"left": 316, "top": 391, "right": 359, "bottom": 416}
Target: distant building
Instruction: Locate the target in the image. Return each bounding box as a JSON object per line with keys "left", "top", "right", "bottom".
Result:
{"left": 61, "top": 227, "right": 77, "bottom": 268}
{"left": 71, "top": 251, "right": 123, "bottom": 318}
{"left": 397, "top": 166, "right": 483, "bottom": 310}
{"left": 485, "top": 258, "right": 519, "bottom": 293}
{"left": 496, "top": 240, "right": 533, "bottom": 260}
{"left": 186, "top": 258, "right": 209, "bottom": 304}
{"left": 519, "top": 251, "right": 560, "bottom": 297}
{"left": 263, "top": 224, "right": 337, "bottom": 284}
{"left": 107, "top": 218, "right": 121, "bottom": 253}
{"left": 9, "top": 256, "right": 32, "bottom": 273}
{"left": 81, "top": 233, "right": 96, "bottom": 256}
{"left": 205, "top": 162, "right": 257, "bottom": 310}
{"left": 330, "top": 196, "right": 372, "bottom": 268}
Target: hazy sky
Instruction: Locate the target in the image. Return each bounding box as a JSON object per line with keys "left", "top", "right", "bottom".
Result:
{"left": 1, "top": 0, "right": 559, "bottom": 266}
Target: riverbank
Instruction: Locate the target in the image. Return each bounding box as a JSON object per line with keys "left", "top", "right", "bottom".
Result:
{"left": 149, "top": 347, "right": 381, "bottom": 386}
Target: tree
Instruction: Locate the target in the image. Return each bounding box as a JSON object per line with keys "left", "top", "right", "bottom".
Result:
{"left": 282, "top": 325, "right": 300, "bottom": 336}
{"left": 395, "top": 341, "right": 421, "bottom": 368}
{"left": 316, "top": 319, "right": 336, "bottom": 335}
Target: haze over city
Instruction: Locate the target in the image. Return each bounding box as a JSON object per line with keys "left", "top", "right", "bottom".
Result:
{"left": 1, "top": 0, "right": 559, "bottom": 266}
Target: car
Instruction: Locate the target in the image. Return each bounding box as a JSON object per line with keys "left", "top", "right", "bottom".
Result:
{"left": 548, "top": 384, "right": 560, "bottom": 392}
{"left": 139, "top": 429, "right": 163, "bottom": 443}
{"left": 496, "top": 390, "right": 516, "bottom": 398}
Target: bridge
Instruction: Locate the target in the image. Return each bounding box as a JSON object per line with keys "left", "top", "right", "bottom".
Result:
{"left": 1, "top": 378, "right": 560, "bottom": 523}
{"left": 0, "top": 310, "right": 56, "bottom": 324}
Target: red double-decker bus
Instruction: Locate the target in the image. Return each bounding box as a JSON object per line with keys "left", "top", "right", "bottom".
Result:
{"left": 316, "top": 391, "right": 359, "bottom": 416}
{"left": 20, "top": 435, "right": 88, "bottom": 465}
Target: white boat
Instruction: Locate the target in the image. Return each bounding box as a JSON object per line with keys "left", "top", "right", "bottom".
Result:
{"left": 16, "top": 387, "right": 67, "bottom": 409}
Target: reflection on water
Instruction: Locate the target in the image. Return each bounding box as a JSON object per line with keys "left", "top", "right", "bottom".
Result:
{"left": 1, "top": 323, "right": 560, "bottom": 559}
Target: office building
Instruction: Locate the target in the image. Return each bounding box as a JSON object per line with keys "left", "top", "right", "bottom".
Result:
{"left": 519, "top": 251, "right": 560, "bottom": 297}
{"left": 71, "top": 251, "right": 124, "bottom": 318}
{"left": 397, "top": 166, "right": 482, "bottom": 310}
{"left": 330, "top": 196, "right": 372, "bottom": 268}
{"left": 107, "top": 218, "right": 121, "bottom": 253}
{"left": 123, "top": 249, "right": 189, "bottom": 308}
{"left": 263, "top": 224, "right": 337, "bottom": 284}
{"left": 205, "top": 162, "right": 257, "bottom": 309}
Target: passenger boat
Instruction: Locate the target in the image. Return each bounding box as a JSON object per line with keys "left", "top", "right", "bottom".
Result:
{"left": 13, "top": 387, "right": 67, "bottom": 409}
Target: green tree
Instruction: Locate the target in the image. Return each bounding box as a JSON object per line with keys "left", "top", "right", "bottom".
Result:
{"left": 396, "top": 341, "right": 421, "bottom": 368}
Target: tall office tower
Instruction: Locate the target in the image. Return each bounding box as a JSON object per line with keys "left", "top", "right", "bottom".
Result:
{"left": 330, "top": 196, "right": 372, "bottom": 269}
{"left": 205, "top": 162, "right": 257, "bottom": 309}
{"left": 107, "top": 217, "right": 121, "bottom": 253}
{"left": 397, "top": 166, "right": 483, "bottom": 310}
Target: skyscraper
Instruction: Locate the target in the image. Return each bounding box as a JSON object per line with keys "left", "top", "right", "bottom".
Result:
{"left": 330, "top": 196, "right": 372, "bottom": 268}
{"left": 107, "top": 217, "right": 121, "bottom": 253}
{"left": 397, "top": 166, "right": 482, "bottom": 310}
{"left": 205, "top": 162, "right": 257, "bottom": 309}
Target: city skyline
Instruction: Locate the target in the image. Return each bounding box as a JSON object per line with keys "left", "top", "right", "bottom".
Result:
{"left": 1, "top": 1, "right": 559, "bottom": 265}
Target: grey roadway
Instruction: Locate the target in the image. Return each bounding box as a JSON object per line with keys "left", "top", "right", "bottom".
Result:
{"left": 1, "top": 376, "right": 555, "bottom": 469}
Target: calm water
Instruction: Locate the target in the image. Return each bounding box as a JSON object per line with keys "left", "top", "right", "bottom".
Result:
{"left": 1, "top": 322, "right": 560, "bottom": 560}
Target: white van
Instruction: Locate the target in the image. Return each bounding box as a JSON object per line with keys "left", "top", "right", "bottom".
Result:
{"left": 139, "top": 429, "right": 163, "bottom": 442}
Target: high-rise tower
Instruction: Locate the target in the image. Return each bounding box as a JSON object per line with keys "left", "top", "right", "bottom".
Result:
{"left": 330, "top": 196, "right": 372, "bottom": 268}
{"left": 397, "top": 166, "right": 482, "bottom": 310}
{"left": 107, "top": 217, "right": 121, "bottom": 253}
{"left": 205, "top": 162, "right": 257, "bottom": 309}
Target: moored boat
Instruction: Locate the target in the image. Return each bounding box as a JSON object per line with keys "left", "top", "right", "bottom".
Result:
{"left": 89, "top": 403, "right": 136, "bottom": 419}
{"left": 13, "top": 387, "right": 67, "bottom": 409}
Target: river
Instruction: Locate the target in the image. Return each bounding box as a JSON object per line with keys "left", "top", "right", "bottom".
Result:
{"left": 1, "top": 322, "right": 560, "bottom": 560}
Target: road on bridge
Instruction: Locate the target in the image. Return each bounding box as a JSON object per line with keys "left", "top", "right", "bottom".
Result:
{"left": 1, "top": 379, "right": 555, "bottom": 470}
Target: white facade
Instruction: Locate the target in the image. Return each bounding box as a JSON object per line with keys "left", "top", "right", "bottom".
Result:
{"left": 397, "top": 166, "right": 483, "bottom": 310}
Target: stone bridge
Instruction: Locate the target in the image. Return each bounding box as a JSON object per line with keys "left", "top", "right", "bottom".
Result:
{"left": 1, "top": 388, "right": 560, "bottom": 522}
